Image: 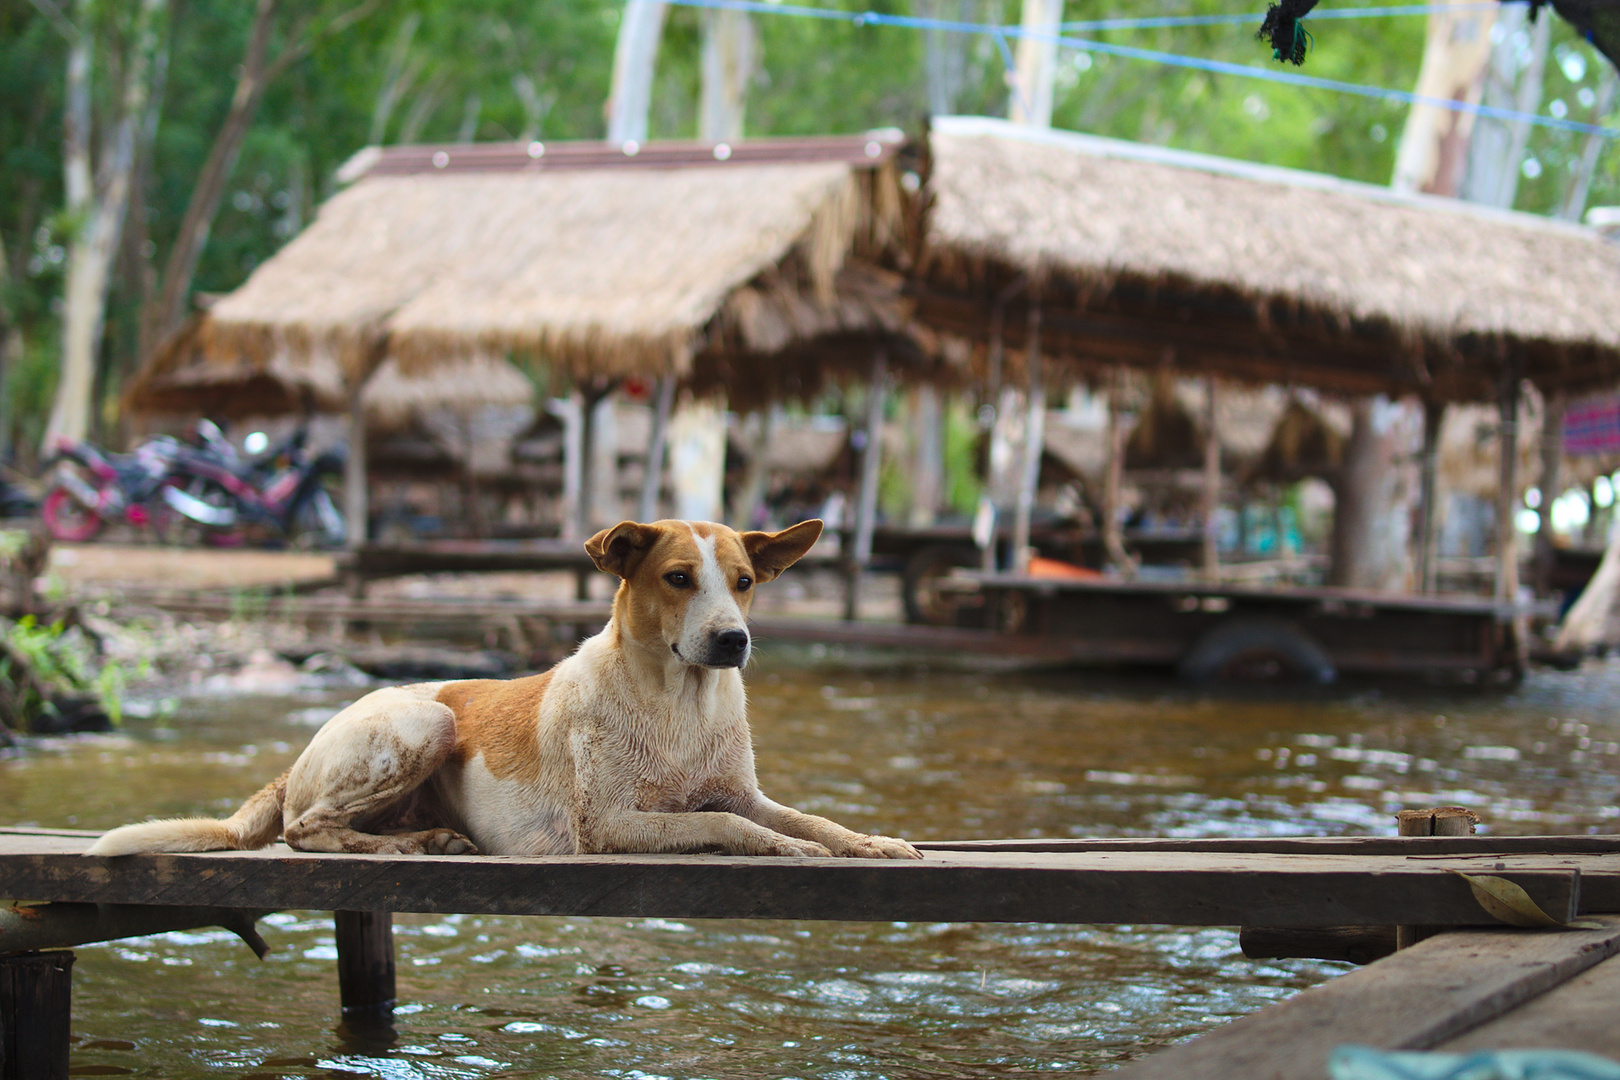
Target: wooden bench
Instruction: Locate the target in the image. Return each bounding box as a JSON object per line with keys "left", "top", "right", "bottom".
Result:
{"left": 3, "top": 828, "right": 1618, "bottom": 1079}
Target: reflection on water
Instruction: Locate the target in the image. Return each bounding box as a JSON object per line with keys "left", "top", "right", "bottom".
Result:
{"left": 6, "top": 647, "right": 1620, "bottom": 1078}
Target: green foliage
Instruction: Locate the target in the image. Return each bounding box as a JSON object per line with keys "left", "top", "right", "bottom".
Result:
{"left": 943, "top": 398, "right": 983, "bottom": 517}
{"left": 2, "top": 614, "right": 127, "bottom": 728}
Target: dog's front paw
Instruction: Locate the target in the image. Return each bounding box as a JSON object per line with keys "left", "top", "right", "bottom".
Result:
{"left": 768, "top": 837, "right": 833, "bottom": 858}
{"left": 423, "top": 829, "right": 479, "bottom": 855}
{"left": 836, "top": 834, "right": 923, "bottom": 860}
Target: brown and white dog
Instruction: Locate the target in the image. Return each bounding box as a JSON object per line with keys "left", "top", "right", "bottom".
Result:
{"left": 87, "top": 518, "right": 921, "bottom": 861}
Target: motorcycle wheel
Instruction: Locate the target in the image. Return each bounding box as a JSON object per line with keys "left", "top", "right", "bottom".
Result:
{"left": 159, "top": 478, "right": 245, "bottom": 548}
{"left": 289, "top": 487, "right": 347, "bottom": 550}
{"left": 42, "top": 486, "right": 104, "bottom": 542}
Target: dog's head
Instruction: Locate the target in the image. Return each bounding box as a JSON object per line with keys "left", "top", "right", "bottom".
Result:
{"left": 585, "top": 518, "right": 823, "bottom": 668}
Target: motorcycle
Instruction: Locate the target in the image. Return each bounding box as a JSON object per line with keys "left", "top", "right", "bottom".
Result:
{"left": 41, "top": 435, "right": 188, "bottom": 542}
{"left": 162, "top": 421, "right": 347, "bottom": 549}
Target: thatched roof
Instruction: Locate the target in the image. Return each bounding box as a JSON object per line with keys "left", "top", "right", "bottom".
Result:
{"left": 125, "top": 314, "right": 533, "bottom": 430}
{"left": 917, "top": 116, "right": 1620, "bottom": 404}
{"left": 199, "top": 134, "right": 908, "bottom": 391}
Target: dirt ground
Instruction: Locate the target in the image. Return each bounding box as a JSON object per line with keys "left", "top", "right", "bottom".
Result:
{"left": 44, "top": 541, "right": 903, "bottom": 621}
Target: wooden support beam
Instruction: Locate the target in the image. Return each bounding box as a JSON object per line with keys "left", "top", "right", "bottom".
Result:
{"left": 0, "top": 950, "right": 73, "bottom": 1080}
{"left": 335, "top": 910, "right": 395, "bottom": 1022}
{"left": 1200, "top": 377, "right": 1220, "bottom": 581}
{"left": 1534, "top": 390, "right": 1565, "bottom": 596}
{"left": 1102, "top": 369, "right": 1136, "bottom": 576}
{"left": 1397, "top": 806, "right": 1478, "bottom": 949}
{"left": 343, "top": 382, "right": 369, "bottom": 554}
{"left": 844, "top": 352, "right": 887, "bottom": 621}
{"left": 1011, "top": 302, "right": 1044, "bottom": 575}
{"left": 1238, "top": 925, "right": 1397, "bottom": 966}
{"left": 0, "top": 903, "right": 268, "bottom": 957}
{"left": 638, "top": 375, "right": 676, "bottom": 523}
{"left": 1417, "top": 399, "right": 1446, "bottom": 593}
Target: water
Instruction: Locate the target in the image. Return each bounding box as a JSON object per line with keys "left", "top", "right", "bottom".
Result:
{"left": 6, "top": 649, "right": 1620, "bottom": 1079}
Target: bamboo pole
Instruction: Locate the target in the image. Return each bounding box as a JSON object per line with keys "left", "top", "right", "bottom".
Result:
{"left": 638, "top": 374, "right": 675, "bottom": 523}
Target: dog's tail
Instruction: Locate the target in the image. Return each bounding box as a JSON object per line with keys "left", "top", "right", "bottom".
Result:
{"left": 85, "top": 773, "right": 289, "bottom": 856}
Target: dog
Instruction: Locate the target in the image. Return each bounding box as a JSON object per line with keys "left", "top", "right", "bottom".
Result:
{"left": 88, "top": 518, "right": 921, "bottom": 862}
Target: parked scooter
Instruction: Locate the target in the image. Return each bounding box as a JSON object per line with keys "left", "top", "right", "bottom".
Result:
{"left": 162, "top": 421, "right": 347, "bottom": 549}
{"left": 41, "top": 435, "right": 187, "bottom": 542}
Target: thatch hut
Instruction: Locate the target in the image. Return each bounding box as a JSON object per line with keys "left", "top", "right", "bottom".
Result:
{"left": 916, "top": 116, "right": 1620, "bottom": 403}
{"left": 124, "top": 134, "right": 926, "bottom": 541}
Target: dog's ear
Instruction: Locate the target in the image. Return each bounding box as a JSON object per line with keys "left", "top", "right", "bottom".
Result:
{"left": 585, "top": 521, "right": 663, "bottom": 578}
{"left": 741, "top": 519, "right": 823, "bottom": 584}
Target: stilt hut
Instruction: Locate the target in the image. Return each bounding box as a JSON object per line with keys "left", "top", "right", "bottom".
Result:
{"left": 913, "top": 115, "right": 1620, "bottom": 600}
{"left": 125, "top": 134, "right": 924, "bottom": 545}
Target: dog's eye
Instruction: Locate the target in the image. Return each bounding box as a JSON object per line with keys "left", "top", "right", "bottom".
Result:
{"left": 664, "top": 571, "right": 691, "bottom": 589}
{"left": 737, "top": 576, "right": 752, "bottom": 592}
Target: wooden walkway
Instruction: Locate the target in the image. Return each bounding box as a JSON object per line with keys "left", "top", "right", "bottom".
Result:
{"left": 4, "top": 828, "right": 1620, "bottom": 1078}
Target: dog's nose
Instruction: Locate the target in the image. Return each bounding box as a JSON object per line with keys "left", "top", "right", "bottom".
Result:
{"left": 714, "top": 628, "right": 749, "bottom": 660}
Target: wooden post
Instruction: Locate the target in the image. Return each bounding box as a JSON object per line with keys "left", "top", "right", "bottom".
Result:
{"left": 638, "top": 374, "right": 676, "bottom": 523}
{"left": 908, "top": 386, "right": 944, "bottom": 529}
{"left": 1417, "top": 399, "right": 1445, "bottom": 594}
{"left": 334, "top": 910, "right": 395, "bottom": 1022}
{"left": 344, "top": 382, "right": 369, "bottom": 553}
{"left": 1200, "top": 377, "right": 1221, "bottom": 582}
{"left": 844, "top": 353, "right": 887, "bottom": 621}
{"left": 1495, "top": 368, "right": 1525, "bottom": 671}
{"left": 1011, "top": 301, "right": 1044, "bottom": 575}
{"left": 1102, "top": 368, "right": 1135, "bottom": 576}
{"left": 0, "top": 950, "right": 75, "bottom": 1080}
{"left": 1534, "top": 391, "right": 1564, "bottom": 597}
{"left": 552, "top": 394, "right": 583, "bottom": 542}
{"left": 1395, "top": 806, "right": 1479, "bottom": 949}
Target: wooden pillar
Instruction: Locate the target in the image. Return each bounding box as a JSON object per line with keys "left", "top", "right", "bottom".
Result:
{"left": 1102, "top": 368, "right": 1135, "bottom": 576}
{"left": 1011, "top": 301, "right": 1044, "bottom": 575}
{"left": 1495, "top": 374, "right": 1522, "bottom": 608}
{"left": 731, "top": 406, "right": 778, "bottom": 531}
{"left": 344, "top": 383, "right": 369, "bottom": 553}
{"left": 1395, "top": 807, "right": 1478, "bottom": 950}
{"left": 1417, "top": 399, "right": 1446, "bottom": 594}
{"left": 844, "top": 352, "right": 887, "bottom": 621}
{"left": 551, "top": 394, "right": 584, "bottom": 542}
{"left": 335, "top": 910, "right": 396, "bottom": 1022}
{"left": 638, "top": 374, "right": 676, "bottom": 523}
{"left": 1534, "top": 390, "right": 1565, "bottom": 596}
{"left": 0, "top": 950, "right": 75, "bottom": 1080}
{"left": 908, "top": 385, "right": 944, "bottom": 529}
{"left": 1200, "top": 377, "right": 1221, "bottom": 581}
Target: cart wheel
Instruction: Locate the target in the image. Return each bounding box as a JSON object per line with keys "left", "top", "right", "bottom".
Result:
{"left": 1177, "top": 617, "right": 1336, "bottom": 685}
{"left": 42, "top": 486, "right": 103, "bottom": 542}
{"left": 902, "top": 544, "right": 979, "bottom": 625}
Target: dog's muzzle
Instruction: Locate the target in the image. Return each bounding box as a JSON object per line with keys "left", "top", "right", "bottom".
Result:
{"left": 707, "top": 628, "right": 750, "bottom": 667}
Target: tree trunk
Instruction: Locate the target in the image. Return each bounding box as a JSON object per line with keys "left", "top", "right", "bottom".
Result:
{"left": 1391, "top": 0, "right": 1497, "bottom": 197}
{"left": 1459, "top": 3, "right": 1550, "bottom": 207}
{"left": 700, "top": 7, "right": 755, "bottom": 143}
{"left": 46, "top": 0, "right": 167, "bottom": 453}
{"left": 1560, "top": 64, "right": 1619, "bottom": 221}
{"left": 142, "top": 0, "right": 276, "bottom": 358}
{"left": 1009, "top": 0, "right": 1063, "bottom": 127}
{"left": 1328, "top": 398, "right": 1416, "bottom": 591}
{"left": 605, "top": 0, "right": 668, "bottom": 145}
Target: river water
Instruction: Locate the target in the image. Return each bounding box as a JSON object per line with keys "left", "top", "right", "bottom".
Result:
{"left": 5, "top": 647, "right": 1620, "bottom": 1079}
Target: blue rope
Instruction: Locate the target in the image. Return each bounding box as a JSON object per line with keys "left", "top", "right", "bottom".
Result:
{"left": 1061, "top": 3, "right": 1504, "bottom": 33}
{"left": 657, "top": 0, "right": 1620, "bottom": 140}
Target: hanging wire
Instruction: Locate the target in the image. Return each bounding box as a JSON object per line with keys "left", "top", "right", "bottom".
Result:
{"left": 656, "top": 0, "right": 1620, "bottom": 140}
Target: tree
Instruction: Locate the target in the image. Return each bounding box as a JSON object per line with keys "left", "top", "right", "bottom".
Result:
{"left": 44, "top": 0, "right": 168, "bottom": 452}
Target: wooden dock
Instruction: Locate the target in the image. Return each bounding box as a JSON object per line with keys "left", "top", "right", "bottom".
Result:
{"left": 3, "top": 827, "right": 1620, "bottom": 1077}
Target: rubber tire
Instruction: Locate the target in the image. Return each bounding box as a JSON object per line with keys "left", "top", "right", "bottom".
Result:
{"left": 902, "top": 544, "right": 979, "bottom": 625}
{"left": 41, "top": 486, "right": 103, "bottom": 542}
{"left": 1176, "top": 617, "right": 1337, "bottom": 685}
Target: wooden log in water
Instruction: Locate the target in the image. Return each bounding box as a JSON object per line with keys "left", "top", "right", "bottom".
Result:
{"left": 0, "top": 949, "right": 73, "bottom": 1080}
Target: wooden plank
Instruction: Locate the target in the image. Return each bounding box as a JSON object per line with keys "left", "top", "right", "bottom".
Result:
{"left": 1112, "top": 917, "right": 1620, "bottom": 1080}
{"left": 1436, "top": 951, "right": 1620, "bottom": 1058}
{"left": 0, "top": 840, "right": 1604, "bottom": 927}
{"left": 915, "top": 835, "right": 1620, "bottom": 856}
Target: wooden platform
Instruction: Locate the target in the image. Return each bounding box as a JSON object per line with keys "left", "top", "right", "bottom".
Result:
{"left": 5, "top": 829, "right": 1620, "bottom": 1078}
{"left": 4, "top": 829, "right": 1618, "bottom": 930}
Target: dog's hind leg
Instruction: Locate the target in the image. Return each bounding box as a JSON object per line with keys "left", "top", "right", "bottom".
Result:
{"left": 281, "top": 686, "right": 476, "bottom": 856}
